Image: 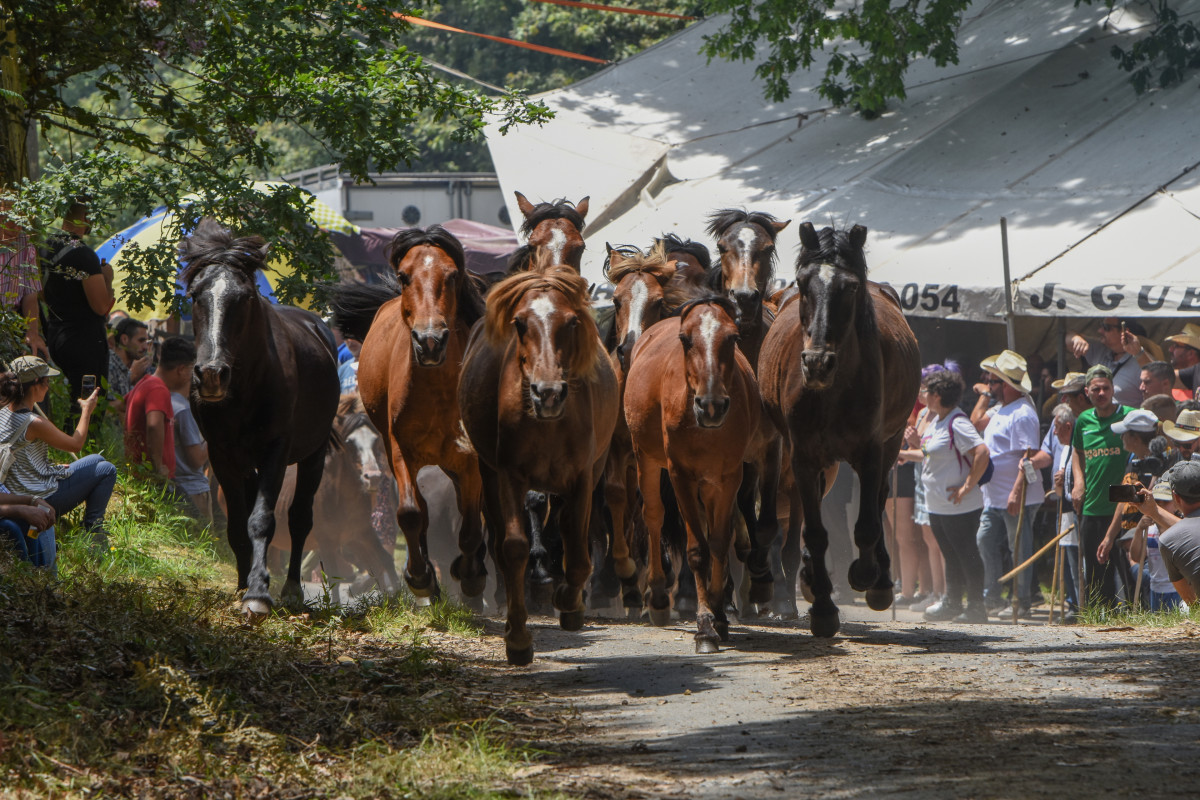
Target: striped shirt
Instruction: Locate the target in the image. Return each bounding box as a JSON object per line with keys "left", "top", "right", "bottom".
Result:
{"left": 0, "top": 230, "right": 42, "bottom": 313}
{"left": 0, "top": 406, "right": 69, "bottom": 498}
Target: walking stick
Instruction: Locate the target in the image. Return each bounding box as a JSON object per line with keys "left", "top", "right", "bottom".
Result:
{"left": 1048, "top": 491, "right": 1063, "bottom": 625}
{"left": 1011, "top": 452, "right": 1031, "bottom": 626}
{"left": 1132, "top": 527, "right": 1147, "bottom": 612}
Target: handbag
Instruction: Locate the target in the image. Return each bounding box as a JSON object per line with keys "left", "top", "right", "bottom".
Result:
{"left": 948, "top": 411, "right": 994, "bottom": 485}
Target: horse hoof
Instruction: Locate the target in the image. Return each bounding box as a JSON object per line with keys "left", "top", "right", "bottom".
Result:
{"left": 847, "top": 558, "right": 879, "bottom": 592}
{"left": 810, "top": 609, "right": 841, "bottom": 638}
{"left": 626, "top": 606, "right": 643, "bottom": 621}
{"left": 715, "top": 620, "right": 730, "bottom": 642}
{"left": 459, "top": 574, "right": 487, "bottom": 598}
{"left": 674, "top": 596, "right": 697, "bottom": 617}
{"left": 622, "top": 587, "right": 642, "bottom": 609}
{"left": 749, "top": 579, "right": 774, "bottom": 605}
{"left": 405, "top": 569, "right": 437, "bottom": 599}
{"left": 242, "top": 598, "right": 271, "bottom": 622}
{"left": 648, "top": 606, "right": 672, "bottom": 627}
{"left": 413, "top": 593, "right": 434, "bottom": 608}
{"left": 865, "top": 587, "right": 894, "bottom": 611}
{"left": 559, "top": 609, "right": 585, "bottom": 631}
{"left": 695, "top": 636, "right": 720, "bottom": 655}
{"left": 506, "top": 644, "right": 534, "bottom": 666}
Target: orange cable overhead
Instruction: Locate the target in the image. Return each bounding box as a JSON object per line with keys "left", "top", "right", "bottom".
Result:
{"left": 395, "top": 13, "right": 610, "bottom": 64}
{"left": 527, "top": 0, "right": 695, "bottom": 20}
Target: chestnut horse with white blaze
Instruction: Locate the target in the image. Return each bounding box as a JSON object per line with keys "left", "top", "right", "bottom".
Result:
{"left": 458, "top": 262, "right": 619, "bottom": 666}
{"left": 759, "top": 223, "right": 920, "bottom": 637}
{"left": 625, "top": 297, "right": 760, "bottom": 653}
{"left": 508, "top": 192, "right": 589, "bottom": 273}
{"left": 329, "top": 226, "right": 489, "bottom": 604}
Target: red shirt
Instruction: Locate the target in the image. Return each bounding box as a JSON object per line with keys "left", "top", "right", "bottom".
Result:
{"left": 125, "top": 373, "right": 175, "bottom": 477}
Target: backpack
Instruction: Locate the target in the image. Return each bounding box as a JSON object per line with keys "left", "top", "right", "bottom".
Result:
{"left": 948, "top": 411, "right": 994, "bottom": 486}
{"left": 0, "top": 413, "right": 33, "bottom": 486}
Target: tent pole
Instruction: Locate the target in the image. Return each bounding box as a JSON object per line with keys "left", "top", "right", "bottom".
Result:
{"left": 1001, "top": 217, "right": 1015, "bottom": 350}
{"left": 1057, "top": 318, "right": 1067, "bottom": 383}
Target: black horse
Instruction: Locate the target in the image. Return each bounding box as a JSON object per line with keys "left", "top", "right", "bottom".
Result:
{"left": 182, "top": 218, "right": 340, "bottom": 618}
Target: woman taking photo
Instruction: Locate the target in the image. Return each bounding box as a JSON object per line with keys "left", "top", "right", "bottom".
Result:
{"left": 908, "top": 367, "right": 992, "bottom": 623}
{"left": 0, "top": 356, "right": 116, "bottom": 557}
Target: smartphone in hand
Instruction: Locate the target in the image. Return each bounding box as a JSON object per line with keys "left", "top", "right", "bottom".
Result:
{"left": 81, "top": 374, "right": 97, "bottom": 395}
{"left": 1108, "top": 484, "right": 1140, "bottom": 503}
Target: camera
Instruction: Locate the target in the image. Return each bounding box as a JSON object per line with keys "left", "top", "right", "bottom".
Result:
{"left": 1108, "top": 484, "right": 1141, "bottom": 503}
{"left": 81, "top": 374, "right": 97, "bottom": 395}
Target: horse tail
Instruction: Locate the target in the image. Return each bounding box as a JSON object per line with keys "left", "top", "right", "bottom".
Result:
{"left": 329, "top": 274, "right": 403, "bottom": 341}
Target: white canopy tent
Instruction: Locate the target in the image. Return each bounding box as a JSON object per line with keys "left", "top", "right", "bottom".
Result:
{"left": 485, "top": 0, "right": 1200, "bottom": 330}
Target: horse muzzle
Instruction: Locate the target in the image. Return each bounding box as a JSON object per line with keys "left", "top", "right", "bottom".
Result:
{"left": 801, "top": 349, "right": 838, "bottom": 389}
{"left": 730, "top": 288, "right": 761, "bottom": 326}
{"left": 694, "top": 395, "right": 731, "bottom": 428}
{"left": 530, "top": 380, "right": 568, "bottom": 420}
{"left": 193, "top": 362, "right": 231, "bottom": 402}
{"left": 411, "top": 327, "right": 450, "bottom": 367}
{"left": 616, "top": 332, "right": 638, "bottom": 372}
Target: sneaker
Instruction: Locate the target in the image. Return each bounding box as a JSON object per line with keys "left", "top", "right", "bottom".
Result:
{"left": 984, "top": 597, "right": 1007, "bottom": 616}
{"left": 923, "top": 598, "right": 963, "bottom": 622}
{"left": 910, "top": 594, "right": 938, "bottom": 613}
{"left": 996, "top": 605, "right": 1030, "bottom": 620}
{"left": 1030, "top": 592, "right": 1046, "bottom": 607}
{"left": 1062, "top": 610, "right": 1080, "bottom": 625}
{"left": 954, "top": 605, "right": 988, "bottom": 624}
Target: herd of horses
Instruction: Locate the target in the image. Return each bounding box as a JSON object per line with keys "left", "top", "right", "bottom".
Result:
{"left": 180, "top": 193, "right": 920, "bottom": 666}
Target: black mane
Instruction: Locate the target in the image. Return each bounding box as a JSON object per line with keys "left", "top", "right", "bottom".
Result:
{"left": 180, "top": 217, "right": 269, "bottom": 288}
{"left": 675, "top": 294, "right": 739, "bottom": 322}
{"left": 507, "top": 244, "right": 536, "bottom": 274}
{"left": 705, "top": 209, "right": 785, "bottom": 241}
{"left": 796, "top": 226, "right": 869, "bottom": 281}
{"left": 388, "top": 225, "right": 466, "bottom": 273}
{"left": 601, "top": 243, "right": 642, "bottom": 281}
{"left": 518, "top": 198, "right": 587, "bottom": 236}
{"left": 655, "top": 233, "right": 712, "bottom": 271}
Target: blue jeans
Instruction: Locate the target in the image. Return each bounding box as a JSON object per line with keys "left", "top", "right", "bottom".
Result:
{"left": 46, "top": 454, "right": 117, "bottom": 534}
{"left": 1150, "top": 588, "right": 1181, "bottom": 612}
{"left": 0, "top": 518, "right": 57, "bottom": 574}
{"left": 977, "top": 505, "right": 1036, "bottom": 608}
{"left": 1060, "top": 544, "right": 1080, "bottom": 612}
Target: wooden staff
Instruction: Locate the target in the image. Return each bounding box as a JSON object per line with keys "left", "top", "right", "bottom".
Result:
{"left": 1132, "top": 526, "right": 1147, "bottom": 612}
{"left": 1010, "top": 453, "right": 1031, "bottom": 625}
{"left": 999, "top": 524, "right": 1074, "bottom": 583}
{"left": 1048, "top": 538, "right": 1061, "bottom": 625}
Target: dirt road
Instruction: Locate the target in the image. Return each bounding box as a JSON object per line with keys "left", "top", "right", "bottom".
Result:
{"left": 468, "top": 600, "right": 1200, "bottom": 798}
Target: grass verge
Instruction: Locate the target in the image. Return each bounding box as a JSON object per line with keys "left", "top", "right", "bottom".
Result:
{"left": 0, "top": 472, "right": 566, "bottom": 799}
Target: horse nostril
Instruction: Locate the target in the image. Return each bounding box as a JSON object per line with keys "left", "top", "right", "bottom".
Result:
{"left": 716, "top": 397, "right": 730, "bottom": 417}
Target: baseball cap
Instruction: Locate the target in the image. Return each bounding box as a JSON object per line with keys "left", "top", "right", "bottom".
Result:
{"left": 1152, "top": 482, "right": 1174, "bottom": 502}
{"left": 7, "top": 355, "right": 61, "bottom": 384}
{"left": 1085, "top": 364, "right": 1113, "bottom": 384}
{"left": 1164, "top": 460, "right": 1200, "bottom": 502}
{"left": 1112, "top": 409, "right": 1159, "bottom": 435}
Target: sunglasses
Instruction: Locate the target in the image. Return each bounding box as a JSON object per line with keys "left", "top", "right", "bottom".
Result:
{"left": 986, "top": 377, "right": 1005, "bottom": 385}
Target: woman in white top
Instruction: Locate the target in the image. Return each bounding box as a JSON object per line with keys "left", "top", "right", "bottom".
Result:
{"left": 908, "top": 368, "right": 992, "bottom": 623}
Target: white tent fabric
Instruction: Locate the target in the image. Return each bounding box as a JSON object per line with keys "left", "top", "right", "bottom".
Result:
{"left": 486, "top": 0, "right": 1200, "bottom": 321}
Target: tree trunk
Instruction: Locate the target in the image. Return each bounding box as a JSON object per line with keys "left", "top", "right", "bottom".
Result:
{"left": 0, "top": 11, "right": 30, "bottom": 188}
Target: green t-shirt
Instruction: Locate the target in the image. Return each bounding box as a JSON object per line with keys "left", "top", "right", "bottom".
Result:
{"left": 1071, "top": 404, "right": 1132, "bottom": 516}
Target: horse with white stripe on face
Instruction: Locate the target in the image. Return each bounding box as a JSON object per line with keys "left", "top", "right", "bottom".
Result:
{"left": 507, "top": 192, "right": 589, "bottom": 274}
{"left": 184, "top": 218, "right": 340, "bottom": 619}
{"left": 624, "top": 296, "right": 760, "bottom": 654}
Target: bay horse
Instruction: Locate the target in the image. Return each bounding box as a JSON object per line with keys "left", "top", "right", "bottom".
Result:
{"left": 758, "top": 222, "right": 920, "bottom": 637}
{"left": 458, "top": 261, "right": 618, "bottom": 665}
{"left": 601, "top": 242, "right": 697, "bottom": 609}
{"left": 655, "top": 233, "right": 712, "bottom": 289}
{"left": 508, "top": 192, "right": 589, "bottom": 273}
{"left": 183, "top": 218, "right": 340, "bottom": 618}
{"left": 625, "top": 297, "right": 760, "bottom": 653}
{"left": 704, "top": 209, "right": 791, "bottom": 606}
{"left": 329, "top": 225, "right": 489, "bottom": 604}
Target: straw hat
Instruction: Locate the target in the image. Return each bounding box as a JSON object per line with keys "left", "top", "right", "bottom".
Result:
{"left": 980, "top": 350, "right": 1032, "bottom": 394}
{"left": 1163, "top": 408, "right": 1200, "bottom": 443}
{"left": 1165, "top": 322, "right": 1200, "bottom": 353}
{"left": 1051, "top": 372, "right": 1086, "bottom": 394}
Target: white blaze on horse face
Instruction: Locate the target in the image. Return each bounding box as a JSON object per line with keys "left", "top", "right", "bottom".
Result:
{"left": 699, "top": 309, "right": 720, "bottom": 395}
{"left": 205, "top": 272, "right": 234, "bottom": 358}
{"left": 734, "top": 226, "right": 759, "bottom": 294}
{"left": 625, "top": 279, "right": 649, "bottom": 340}
{"left": 347, "top": 426, "right": 382, "bottom": 488}
{"left": 548, "top": 228, "right": 567, "bottom": 264}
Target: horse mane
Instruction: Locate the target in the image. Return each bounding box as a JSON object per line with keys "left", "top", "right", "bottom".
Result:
{"left": 507, "top": 244, "right": 536, "bottom": 274}
{"left": 518, "top": 198, "right": 587, "bottom": 236}
{"left": 795, "top": 225, "right": 869, "bottom": 282}
{"left": 179, "top": 217, "right": 268, "bottom": 288}
{"left": 676, "top": 294, "right": 739, "bottom": 326}
{"left": 606, "top": 242, "right": 703, "bottom": 317}
{"left": 484, "top": 262, "right": 601, "bottom": 380}
{"left": 705, "top": 209, "right": 786, "bottom": 243}
{"left": 388, "top": 224, "right": 485, "bottom": 325}
{"left": 656, "top": 233, "right": 712, "bottom": 271}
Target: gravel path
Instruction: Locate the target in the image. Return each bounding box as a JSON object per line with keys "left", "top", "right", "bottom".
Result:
{"left": 472, "top": 600, "right": 1200, "bottom": 798}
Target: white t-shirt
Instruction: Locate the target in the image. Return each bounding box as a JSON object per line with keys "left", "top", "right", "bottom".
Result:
{"left": 1054, "top": 442, "right": 1078, "bottom": 546}
{"left": 920, "top": 411, "right": 985, "bottom": 515}
{"left": 1145, "top": 524, "right": 1176, "bottom": 594}
{"left": 982, "top": 396, "right": 1045, "bottom": 509}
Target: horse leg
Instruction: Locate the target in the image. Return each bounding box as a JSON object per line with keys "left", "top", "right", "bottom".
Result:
{"left": 478, "top": 462, "right": 507, "bottom": 611}
{"left": 797, "top": 460, "right": 839, "bottom": 637}
{"left": 671, "top": 470, "right": 718, "bottom": 653}
{"left": 750, "top": 439, "right": 782, "bottom": 605}
{"left": 661, "top": 475, "right": 695, "bottom": 618}
{"left": 243, "top": 444, "right": 289, "bottom": 620}
{"left": 392, "top": 455, "right": 438, "bottom": 604}
{"left": 587, "top": 479, "right": 621, "bottom": 610}
{"left": 554, "top": 478, "right": 594, "bottom": 632}
{"left": 637, "top": 457, "right": 670, "bottom": 625}
{"left": 216, "top": 467, "right": 254, "bottom": 591}
{"left": 524, "top": 491, "right": 555, "bottom": 614}
{"left": 446, "top": 463, "right": 488, "bottom": 598}
{"left": 706, "top": 474, "right": 742, "bottom": 648}
{"left": 774, "top": 471, "right": 804, "bottom": 619}
{"left": 848, "top": 444, "right": 892, "bottom": 610}
{"left": 604, "top": 448, "right": 638, "bottom": 588}
{"left": 497, "top": 475, "right": 533, "bottom": 665}
{"left": 281, "top": 449, "right": 325, "bottom": 613}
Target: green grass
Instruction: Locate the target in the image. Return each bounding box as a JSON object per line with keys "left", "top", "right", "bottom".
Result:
{"left": 1076, "top": 599, "right": 1200, "bottom": 627}
{"left": 0, "top": 469, "right": 565, "bottom": 799}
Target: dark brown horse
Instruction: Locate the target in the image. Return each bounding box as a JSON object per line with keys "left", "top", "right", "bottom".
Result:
{"left": 758, "top": 223, "right": 920, "bottom": 636}
{"left": 183, "top": 218, "right": 340, "bottom": 618}
{"left": 655, "top": 233, "right": 712, "bottom": 289}
{"left": 625, "top": 297, "right": 760, "bottom": 652}
{"left": 330, "top": 226, "right": 488, "bottom": 604}
{"left": 508, "top": 192, "right": 589, "bottom": 273}
{"left": 458, "top": 262, "right": 619, "bottom": 665}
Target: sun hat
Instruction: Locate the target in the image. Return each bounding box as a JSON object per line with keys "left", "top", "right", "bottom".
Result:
{"left": 1165, "top": 322, "right": 1200, "bottom": 353}
{"left": 1163, "top": 408, "right": 1200, "bottom": 443}
{"left": 1152, "top": 482, "right": 1174, "bottom": 502}
{"left": 980, "top": 350, "right": 1031, "bottom": 394}
{"left": 1164, "top": 459, "right": 1200, "bottom": 502}
{"left": 7, "top": 355, "right": 61, "bottom": 384}
{"left": 1052, "top": 372, "right": 1087, "bottom": 394}
{"left": 1112, "top": 409, "right": 1160, "bottom": 435}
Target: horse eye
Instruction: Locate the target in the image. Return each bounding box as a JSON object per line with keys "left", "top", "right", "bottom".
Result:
{"left": 679, "top": 333, "right": 692, "bottom": 349}
{"left": 612, "top": 297, "right": 622, "bottom": 309}
{"left": 513, "top": 317, "right": 527, "bottom": 336}
{"left": 567, "top": 316, "right": 581, "bottom": 329}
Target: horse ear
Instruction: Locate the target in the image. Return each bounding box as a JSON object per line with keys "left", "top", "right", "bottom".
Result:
{"left": 772, "top": 219, "right": 791, "bottom": 234}
{"left": 515, "top": 191, "right": 535, "bottom": 219}
{"left": 849, "top": 224, "right": 868, "bottom": 250}
{"left": 798, "top": 222, "right": 820, "bottom": 251}
{"left": 575, "top": 196, "right": 589, "bottom": 219}
{"left": 606, "top": 243, "right": 627, "bottom": 271}
{"left": 258, "top": 242, "right": 271, "bottom": 262}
